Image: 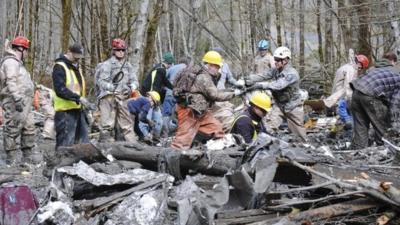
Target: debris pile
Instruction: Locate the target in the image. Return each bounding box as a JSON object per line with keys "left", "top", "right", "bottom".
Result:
{"left": 4, "top": 131, "right": 399, "bottom": 225}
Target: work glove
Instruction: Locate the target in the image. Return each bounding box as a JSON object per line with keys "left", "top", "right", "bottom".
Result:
{"left": 244, "top": 78, "right": 255, "bottom": 87}
{"left": 121, "top": 86, "right": 131, "bottom": 99}
{"left": 234, "top": 89, "right": 244, "bottom": 96}
{"left": 235, "top": 79, "right": 245, "bottom": 88}
{"left": 15, "top": 99, "right": 23, "bottom": 112}
{"left": 80, "top": 97, "right": 96, "bottom": 110}
{"left": 247, "top": 83, "right": 265, "bottom": 91}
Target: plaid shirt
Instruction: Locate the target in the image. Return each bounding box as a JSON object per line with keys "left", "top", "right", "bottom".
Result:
{"left": 351, "top": 60, "right": 400, "bottom": 102}
{"left": 351, "top": 60, "right": 400, "bottom": 124}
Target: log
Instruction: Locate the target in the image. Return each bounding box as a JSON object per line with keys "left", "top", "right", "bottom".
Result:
{"left": 50, "top": 142, "right": 240, "bottom": 176}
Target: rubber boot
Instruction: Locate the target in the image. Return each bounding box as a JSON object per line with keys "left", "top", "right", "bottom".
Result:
{"left": 22, "top": 147, "right": 42, "bottom": 165}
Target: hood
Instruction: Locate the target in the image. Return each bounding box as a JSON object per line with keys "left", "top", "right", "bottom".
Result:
{"left": 55, "top": 54, "right": 76, "bottom": 68}
{"left": 374, "top": 59, "right": 393, "bottom": 68}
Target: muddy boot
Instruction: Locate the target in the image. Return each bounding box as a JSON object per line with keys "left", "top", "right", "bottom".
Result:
{"left": 22, "top": 147, "right": 42, "bottom": 165}
{"left": 6, "top": 150, "right": 21, "bottom": 166}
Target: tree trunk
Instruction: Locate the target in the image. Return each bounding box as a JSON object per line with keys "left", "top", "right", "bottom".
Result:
{"left": 299, "top": 0, "right": 305, "bottom": 77}
{"left": 131, "top": 0, "right": 150, "bottom": 83}
{"left": 324, "top": 0, "right": 333, "bottom": 77}
{"left": 249, "top": 0, "right": 257, "bottom": 55}
{"left": 142, "top": 0, "right": 165, "bottom": 81}
{"left": 290, "top": 0, "right": 296, "bottom": 53}
{"left": 99, "top": 0, "right": 109, "bottom": 61}
{"left": 61, "top": 0, "right": 72, "bottom": 52}
{"left": 389, "top": 1, "right": 400, "bottom": 54}
{"left": 90, "top": 0, "right": 97, "bottom": 69}
{"left": 354, "top": 0, "right": 371, "bottom": 58}
{"left": 274, "top": 0, "right": 282, "bottom": 46}
{"left": 337, "top": 0, "right": 351, "bottom": 53}
{"left": 316, "top": 0, "right": 323, "bottom": 64}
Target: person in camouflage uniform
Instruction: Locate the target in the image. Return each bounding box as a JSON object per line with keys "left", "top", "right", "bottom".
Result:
{"left": 0, "top": 36, "right": 39, "bottom": 165}
{"left": 171, "top": 51, "right": 243, "bottom": 150}
{"left": 96, "top": 38, "right": 139, "bottom": 142}
{"left": 247, "top": 46, "right": 308, "bottom": 142}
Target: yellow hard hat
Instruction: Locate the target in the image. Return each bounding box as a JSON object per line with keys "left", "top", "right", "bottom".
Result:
{"left": 250, "top": 92, "right": 272, "bottom": 112}
{"left": 202, "top": 51, "right": 223, "bottom": 67}
{"left": 147, "top": 91, "right": 161, "bottom": 104}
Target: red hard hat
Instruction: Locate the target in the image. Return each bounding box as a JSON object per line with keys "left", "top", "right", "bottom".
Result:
{"left": 12, "top": 36, "right": 30, "bottom": 49}
{"left": 355, "top": 54, "right": 369, "bottom": 69}
{"left": 112, "top": 38, "right": 127, "bottom": 50}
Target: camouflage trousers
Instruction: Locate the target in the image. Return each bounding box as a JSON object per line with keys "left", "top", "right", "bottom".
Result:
{"left": 2, "top": 97, "right": 35, "bottom": 152}
{"left": 98, "top": 95, "right": 137, "bottom": 142}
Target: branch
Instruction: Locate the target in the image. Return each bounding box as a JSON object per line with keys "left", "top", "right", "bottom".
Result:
{"left": 170, "top": 0, "right": 241, "bottom": 61}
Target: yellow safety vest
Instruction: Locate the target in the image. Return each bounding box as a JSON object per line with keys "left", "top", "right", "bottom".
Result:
{"left": 230, "top": 114, "right": 258, "bottom": 140}
{"left": 53, "top": 62, "right": 86, "bottom": 112}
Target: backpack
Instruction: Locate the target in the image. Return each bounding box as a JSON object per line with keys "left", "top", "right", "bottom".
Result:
{"left": 172, "top": 64, "right": 202, "bottom": 106}
{"left": 0, "top": 185, "right": 38, "bottom": 225}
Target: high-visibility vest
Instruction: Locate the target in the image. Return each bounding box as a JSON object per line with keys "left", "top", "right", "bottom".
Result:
{"left": 230, "top": 114, "right": 258, "bottom": 140}
{"left": 53, "top": 62, "right": 86, "bottom": 112}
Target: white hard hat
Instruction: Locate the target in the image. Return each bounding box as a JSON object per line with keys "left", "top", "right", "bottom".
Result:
{"left": 273, "top": 46, "right": 291, "bottom": 59}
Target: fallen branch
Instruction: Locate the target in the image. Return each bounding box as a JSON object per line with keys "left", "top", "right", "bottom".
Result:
{"left": 267, "top": 191, "right": 364, "bottom": 209}
{"left": 287, "top": 159, "right": 400, "bottom": 207}
{"left": 249, "top": 199, "right": 379, "bottom": 225}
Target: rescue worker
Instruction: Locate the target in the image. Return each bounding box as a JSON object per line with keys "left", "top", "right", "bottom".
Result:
{"left": 211, "top": 47, "right": 244, "bottom": 132}
{"left": 250, "top": 39, "right": 282, "bottom": 133}
{"left": 0, "top": 36, "right": 40, "bottom": 164}
{"left": 52, "top": 43, "right": 91, "bottom": 148}
{"left": 230, "top": 92, "right": 272, "bottom": 144}
{"left": 253, "top": 39, "right": 275, "bottom": 75}
{"left": 35, "top": 84, "right": 56, "bottom": 140}
{"left": 212, "top": 47, "right": 244, "bottom": 89}
{"left": 171, "top": 51, "right": 243, "bottom": 150}
{"left": 350, "top": 52, "right": 400, "bottom": 149}
{"left": 128, "top": 91, "right": 162, "bottom": 143}
{"left": 246, "top": 46, "right": 308, "bottom": 142}
{"left": 324, "top": 53, "right": 369, "bottom": 129}
{"left": 96, "top": 38, "right": 138, "bottom": 142}
{"left": 162, "top": 56, "right": 191, "bottom": 136}
{"left": 141, "top": 52, "right": 174, "bottom": 104}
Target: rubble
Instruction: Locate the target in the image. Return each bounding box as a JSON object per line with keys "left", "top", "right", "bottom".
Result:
{"left": 1, "top": 116, "right": 400, "bottom": 224}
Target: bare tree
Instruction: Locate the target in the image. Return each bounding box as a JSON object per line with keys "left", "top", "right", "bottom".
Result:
{"left": 299, "top": 0, "right": 305, "bottom": 77}
{"left": 142, "top": 0, "right": 165, "bottom": 81}
{"left": 61, "top": 0, "right": 72, "bottom": 51}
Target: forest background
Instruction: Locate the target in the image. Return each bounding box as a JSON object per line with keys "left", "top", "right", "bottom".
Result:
{"left": 1, "top": 0, "right": 399, "bottom": 96}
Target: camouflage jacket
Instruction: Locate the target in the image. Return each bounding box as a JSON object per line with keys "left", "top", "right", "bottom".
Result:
{"left": 0, "top": 49, "right": 34, "bottom": 102}
{"left": 257, "top": 64, "right": 308, "bottom": 112}
{"left": 174, "top": 64, "right": 234, "bottom": 115}
{"left": 97, "top": 56, "right": 139, "bottom": 99}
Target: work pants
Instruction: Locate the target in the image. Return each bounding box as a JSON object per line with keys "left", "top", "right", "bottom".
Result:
{"left": 350, "top": 90, "right": 389, "bottom": 149}
{"left": 99, "top": 95, "right": 137, "bottom": 142}
{"left": 171, "top": 105, "right": 224, "bottom": 150}
{"left": 2, "top": 97, "right": 36, "bottom": 152}
{"left": 54, "top": 109, "right": 89, "bottom": 149}
{"left": 281, "top": 105, "right": 307, "bottom": 142}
